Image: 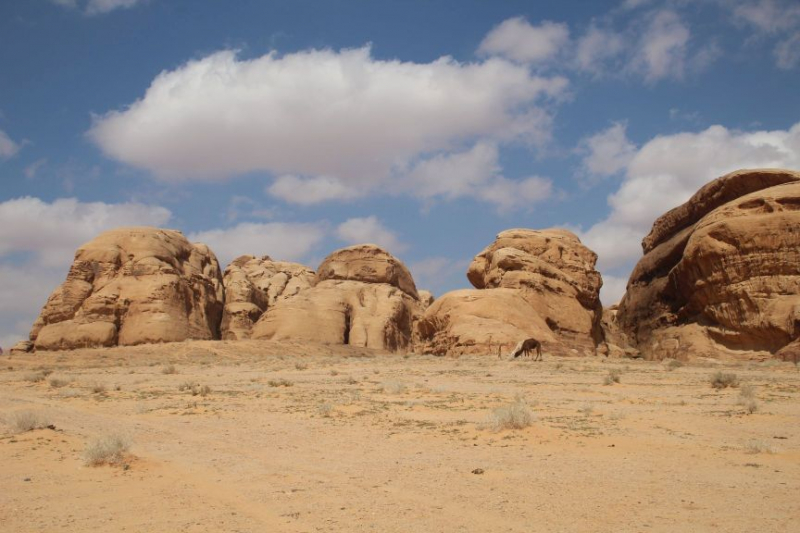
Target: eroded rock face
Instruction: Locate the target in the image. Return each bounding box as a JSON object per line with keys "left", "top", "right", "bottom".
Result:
{"left": 415, "top": 289, "right": 558, "bottom": 356}
{"left": 31, "top": 227, "right": 224, "bottom": 350}
{"left": 316, "top": 244, "right": 418, "bottom": 298}
{"left": 252, "top": 245, "right": 421, "bottom": 351}
{"left": 417, "top": 228, "right": 604, "bottom": 356}
{"left": 221, "top": 255, "right": 315, "bottom": 340}
{"left": 618, "top": 168, "right": 800, "bottom": 359}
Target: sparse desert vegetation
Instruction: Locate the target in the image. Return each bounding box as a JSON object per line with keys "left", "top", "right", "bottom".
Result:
{"left": 1, "top": 340, "right": 799, "bottom": 533}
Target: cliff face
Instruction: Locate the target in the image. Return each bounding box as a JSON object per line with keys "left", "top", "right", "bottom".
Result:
{"left": 31, "top": 227, "right": 224, "bottom": 350}
{"left": 618, "top": 169, "right": 800, "bottom": 360}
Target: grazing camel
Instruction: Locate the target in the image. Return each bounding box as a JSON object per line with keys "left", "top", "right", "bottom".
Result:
{"left": 509, "top": 338, "right": 543, "bottom": 361}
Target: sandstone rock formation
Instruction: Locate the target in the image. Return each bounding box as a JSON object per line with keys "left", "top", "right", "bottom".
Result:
{"left": 252, "top": 245, "right": 421, "bottom": 351}
{"left": 221, "top": 255, "right": 315, "bottom": 340}
{"left": 417, "top": 228, "right": 604, "bottom": 356}
{"left": 9, "top": 340, "right": 33, "bottom": 354}
{"left": 31, "top": 227, "right": 224, "bottom": 350}
{"left": 617, "top": 168, "right": 800, "bottom": 360}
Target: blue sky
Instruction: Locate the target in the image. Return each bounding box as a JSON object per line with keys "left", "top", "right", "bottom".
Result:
{"left": 1, "top": 0, "right": 799, "bottom": 347}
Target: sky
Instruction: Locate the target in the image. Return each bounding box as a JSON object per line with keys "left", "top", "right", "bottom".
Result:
{"left": 1, "top": 0, "right": 799, "bottom": 348}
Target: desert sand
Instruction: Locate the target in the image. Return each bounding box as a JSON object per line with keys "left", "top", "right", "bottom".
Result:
{"left": 1, "top": 341, "right": 798, "bottom": 532}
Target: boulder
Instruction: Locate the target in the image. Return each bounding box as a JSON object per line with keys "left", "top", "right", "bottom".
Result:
{"left": 9, "top": 340, "right": 33, "bottom": 354}
{"left": 415, "top": 289, "right": 559, "bottom": 356}
{"left": 618, "top": 168, "right": 800, "bottom": 360}
{"left": 252, "top": 245, "right": 421, "bottom": 351}
{"left": 221, "top": 255, "right": 315, "bottom": 340}
{"left": 417, "top": 228, "right": 604, "bottom": 356}
{"left": 31, "top": 227, "right": 224, "bottom": 350}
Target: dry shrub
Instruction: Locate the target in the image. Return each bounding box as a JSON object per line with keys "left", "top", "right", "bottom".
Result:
{"left": 603, "top": 368, "right": 623, "bottom": 385}
{"left": 710, "top": 371, "right": 739, "bottom": 389}
{"left": 84, "top": 434, "right": 131, "bottom": 466}
{"left": 380, "top": 380, "right": 406, "bottom": 394}
{"left": 744, "top": 440, "right": 773, "bottom": 454}
{"left": 484, "top": 397, "right": 534, "bottom": 431}
{"left": 7, "top": 410, "right": 50, "bottom": 432}
{"left": 268, "top": 378, "right": 293, "bottom": 387}
{"left": 48, "top": 376, "right": 70, "bottom": 388}
{"left": 23, "top": 372, "right": 46, "bottom": 383}
{"left": 295, "top": 362, "right": 308, "bottom": 371}
{"left": 161, "top": 364, "right": 178, "bottom": 375}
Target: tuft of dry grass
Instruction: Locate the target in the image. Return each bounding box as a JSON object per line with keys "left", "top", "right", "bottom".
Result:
{"left": 7, "top": 410, "right": 50, "bottom": 433}
{"left": 743, "top": 440, "right": 773, "bottom": 454}
{"left": 737, "top": 384, "right": 758, "bottom": 414}
{"left": 483, "top": 397, "right": 534, "bottom": 431}
{"left": 380, "top": 380, "right": 407, "bottom": 394}
{"left": 161, "top": 364, "right": 178, "bottom": 375}
{"left": 317, "top": 403, "right": 335, "bottom": 418}
{"left": 603, "top": 368, "right": 623, "bottom": 385}
{"left": 295, "top": 362, "right": 309, "bottom": 371}
{"left": 88, "top": 382, "right": 107, "bottom": 394}
{"left": 23, "top": 372, "right": 46, "bottom": 383}
{"left": 710, "top": 371, "right": 739, "bottom": 389}
{"left": 268, "top": 378, "right": 293, "bottom": 387}
{"left": 664, "top": 359, "right": 683, "bottom": 371}
{"left": 84, "top": 434, "right": 131, "bottom": 466}
{"left": 48, "top": 376, "right": 70, "bottom": 388}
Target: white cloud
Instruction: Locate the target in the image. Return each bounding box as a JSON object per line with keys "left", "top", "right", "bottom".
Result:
{"left": 0, "top": 129, "right": 20, "bottom": 159}
{"left": 88, "top": 47, "right": 567, "bottom": 190}
{"left": 0, "top": 197, "right": 172, "bottom": 267}
{"left": 189, "top": 222, "right": 327, "bottom": 268}
{"left": 581, "top": 121, "right": 800, "bottom": 272}
{"left": 599, "top": 274, "right": 628, "bottom": 307}
{"left": 733, "top": 0, "right": 800, "bottom": 34}
{"left": 403, "top": 142, "right": 553, "bottom": 210}
{"left": 335, "top": 216, "right": 407, "bottom": 254}
{"left": 574, "top": 26, "right": 625, "bottom": 75}
{"left": 24, "top": 158, "right": 47, "bottom": 179}
{"left": 579, "top": 122, "right": 637, "bottom": 177}
{"left": 86, "top": 0, "right": 147, "bottom": 15}
{"left": 775, "top": 32, "right": 800, "bottom": 69}
{"left": 630, "top": 10, "right": 690, "bottom": 82}
{"left": 408, "top": 256, "right": 471, "bottom": 294}
{"left": 478, "top": 18, "right": 570, "bottom": 64}
{"left": 268, "top": 175, "right": 361, "bottom": 205}
{"left": 730, "top": 0, "right": 800, "bottom": 69}
{"left": 50, "top": 0, "right": 149, "bottom": 15}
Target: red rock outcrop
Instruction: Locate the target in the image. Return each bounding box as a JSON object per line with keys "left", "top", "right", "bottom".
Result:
{"left": 617, "top": 168, "right": 800, "bottom": 360}
{"left": 31, "top": 227, "right": 224, "bottom": 350}
{"left": 416, "top": 228, "right": 604, "bottom": 356}
{"left": 221, "top": 255, "right": 315, "bottom": 340}
{"left": 252, "top": 245, "right": 422, "bottom": 351}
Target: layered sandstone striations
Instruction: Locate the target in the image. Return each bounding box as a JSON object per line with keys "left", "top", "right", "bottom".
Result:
{"left": 417, "top": 228, "right": 604, "bottom": 356}
{"left": 252, "top": 245, "right": 422, "bottom": 351}
{"left": 221, "top": 255, "right": 315, "bottom": 340}
{"left": 31, "top": 227, "right": 224, "bottom": 350}
{"left": 617, "top": 168, "right": 800, "bottom": 360}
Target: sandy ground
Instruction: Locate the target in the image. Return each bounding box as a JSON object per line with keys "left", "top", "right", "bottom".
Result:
{"left": 1, "top": 340, "right": 798, "bottom": 532}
